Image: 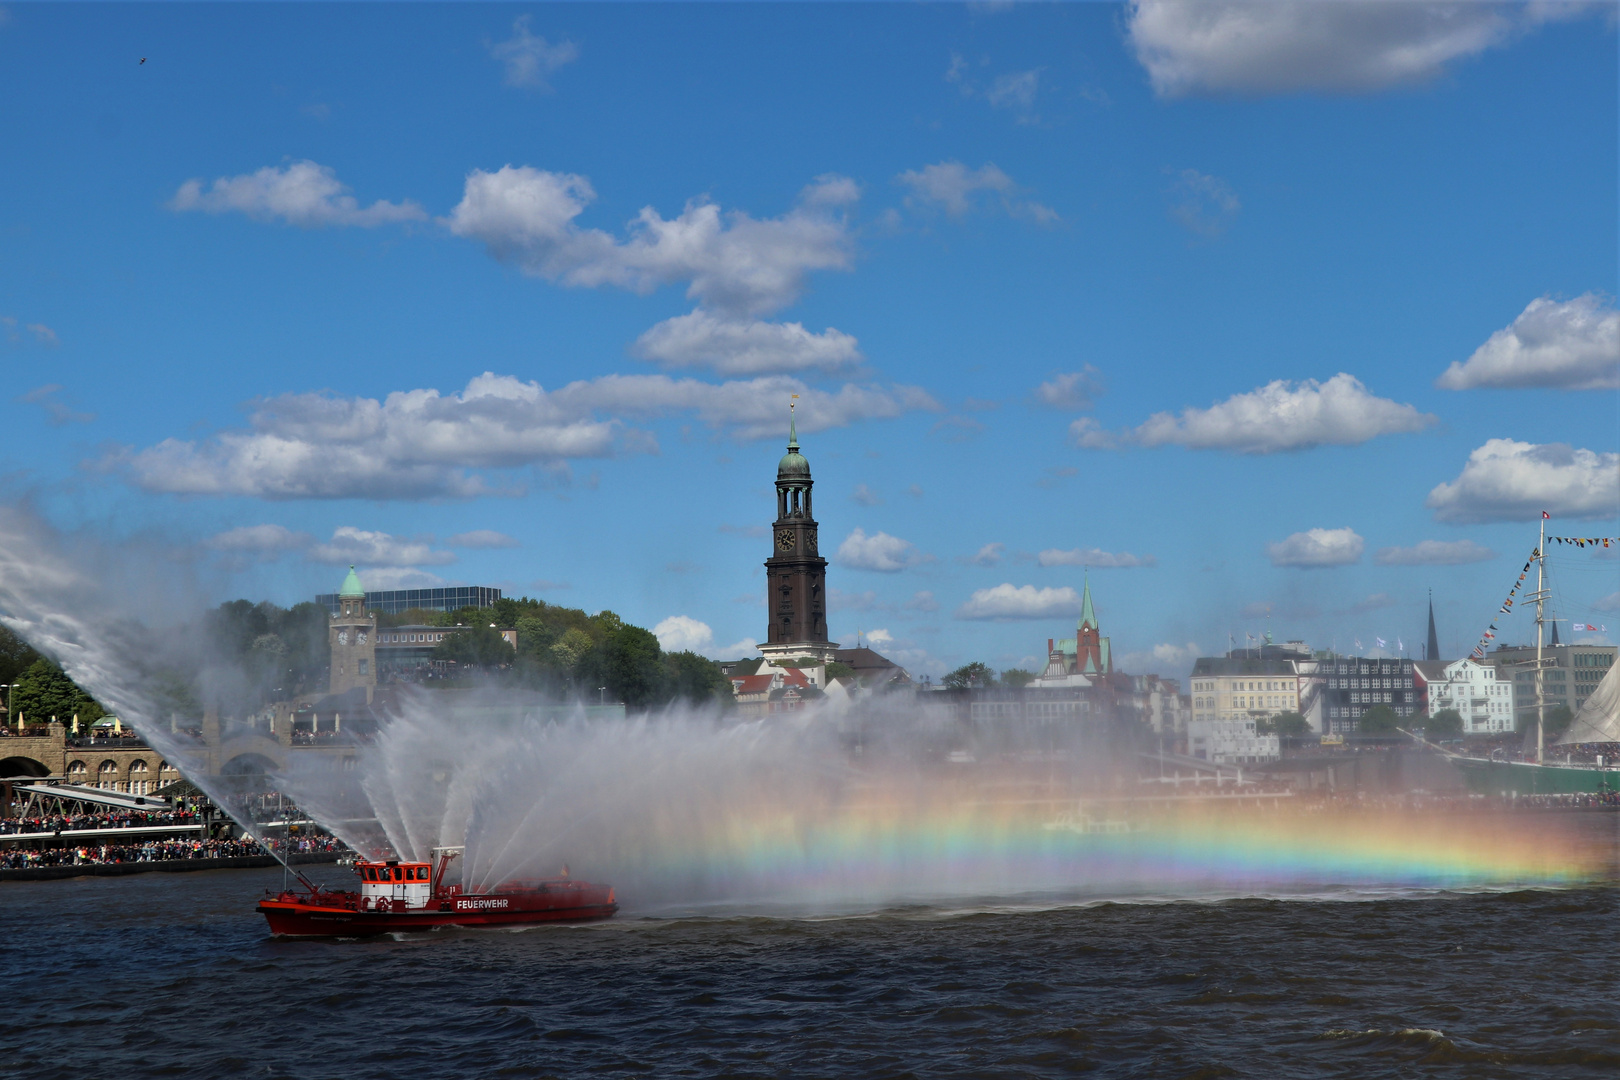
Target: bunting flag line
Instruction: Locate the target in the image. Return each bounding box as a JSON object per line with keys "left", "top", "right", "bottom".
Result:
{"left": 1550, "top": 536, "right": 1615, "bottom": 547}
{"left": 1468, "top": 544, "right": 1545, "bottom": 661}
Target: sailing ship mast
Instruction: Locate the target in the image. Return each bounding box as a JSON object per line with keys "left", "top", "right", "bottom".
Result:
{"left": 1525, "top": 514, "right": 1550, "bottom": 764}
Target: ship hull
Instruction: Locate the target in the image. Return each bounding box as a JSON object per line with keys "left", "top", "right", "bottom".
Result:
{"left": 260, "top": 884, "right": 618, "bottom": 936}
{"left": 1453, "top": 757, "right": 1620, "bottom": 796}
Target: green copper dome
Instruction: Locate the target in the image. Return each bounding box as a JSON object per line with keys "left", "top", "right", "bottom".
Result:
{"left": 777, "top": 411, "right": 810, "bottom": 479}
{"left": 338, "top": 565, "right": 365, "bottom": 598}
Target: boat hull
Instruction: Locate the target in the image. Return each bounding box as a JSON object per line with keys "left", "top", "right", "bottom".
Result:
{"left": 1453, "top": 757, "right": 1620, "bottom": 796}
{"left": 260, "top": 883, "right": 618, "bottom": 936}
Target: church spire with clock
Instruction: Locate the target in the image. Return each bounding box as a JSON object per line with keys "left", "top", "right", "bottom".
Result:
{"left": 759, "top": 407, "right": 838, "bottom": 665}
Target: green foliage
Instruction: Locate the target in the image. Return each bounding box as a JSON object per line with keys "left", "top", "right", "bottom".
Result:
{"left": 943, "top": 662, "right": 996, "bottom": 690}
{"left": 589, "top": 624, "right": 666, "bottom": 707}
{"left": 824, "top": 661, "right": 856, "bottom": 683}
{"left": 10, "top": 659, "right": 104, "bottom": 725}
{"left": 0, "top": 624, "right": 42, "bottom": 688}
{"left": 206, "top": 599, "right": 330, "bottom": 702}
{"left": 433, "top": 626, "right": 516, "bottom": 669}
{"left": 664, "top": 650, "right": 734, "bottom": 706}
{"left": 1000, "top": 668, "right": 1037, "bottom": 689}
{"left": 1427, "top": 708, "right": 1464, "bottom": 738}
{"left": 1357, "top": 704, "right": 1402, "bottom": 734}
{"left": 1260, "top": 711, "right": 1311, "bottom": 737}
{"left": 377, "top": 607, "right": 450, "bottom": 628}
{"left": 1543, "top": 704, "right": 1574, "bottom": 739}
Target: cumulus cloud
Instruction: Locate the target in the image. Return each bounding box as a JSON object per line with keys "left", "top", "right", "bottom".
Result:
{"left": 1426, "top": 439, "right": 1620, "bottom": 523}
{"left": 445, "top": 166, "right": 856, "bottom": 319}
{"left": 1374, "top": 539, "right": 1497, "bottom": 566}
{"left": 1267, "top": 527, "right": 1365, "bottom": 568}
{"left": 488, "top": 15, "right": 579, "bottom": 90}
{"left": 1436, "top": 293, "right": 1620, "bottom": 391}
{"left": 104, "top": 371, "right": 937, "bottom": 500}
{"left": 1119, "top": 641, "right": 1202, "bottom": 673}
{"left": 966, "top": 542, "right": 1004, "bottom": 567}
{"left": 308, "top": 527, "right": 457, "bottom": 567}
{"left": 171, "top": 160, "right": 426, "bottom": 228}
{"left": 19, "top": 384, "right": 93, "bottom": 426}
{"left": 1089, "top": 374, "right": 1434, "bottom": 454}
{"left": 1034, "top": 367, "right": 1105, "bottom": 410}
{"left": 1037, "top": 547, "right": 1157, "bottom": 569}
{"left": 633, "top": 310, "right": 862, "bottom": 376}
{"left": 653, "top": 615, "right": 714, "bottom": 654}
{"left": 1126, "top": 0, "right": 1528, "bottom": 98}
{"left": 1168, "top": 168, "right": 1240, "bottom": 237}
{"left": 352, "top": 567, "right": 450, "bottom": 590}
{"left": 897, "top": 161, "right": 1058, "bottom": 223}
{"left": 987, "top": 68, "right": 1042, "bottom": 110}
{"left": 850, "top": 484, "right": 883, "bottom": 507}
{"left": 956, "top": 583, "right": 1083, "bottom": 621}
{"left": 202, "top": 523, "right": 314, "bottom": 560}
{"left": 837, "top": 528, "right": 924, "bottom": 572}
{"left": 446, "top": 529, "right": 520, "bottom": 549}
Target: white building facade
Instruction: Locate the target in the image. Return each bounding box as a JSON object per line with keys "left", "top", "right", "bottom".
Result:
{"left": 1185, "top": 718, "right": 1281, "bottom": 764}
{"left": 1416, "top": 659, "right": 1516, "bottom": 735}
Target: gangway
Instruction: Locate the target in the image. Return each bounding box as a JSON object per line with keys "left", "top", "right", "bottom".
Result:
{"left": 5, "top": 780, "right": 175, "bottom": 817}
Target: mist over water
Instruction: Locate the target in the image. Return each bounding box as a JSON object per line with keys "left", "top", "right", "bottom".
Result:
{"left": 0, "top": 505, "right": 1608, "bottom": 916}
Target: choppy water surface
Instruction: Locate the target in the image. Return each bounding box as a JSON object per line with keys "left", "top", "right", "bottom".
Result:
{"left": 4, "top": 855, "right": 1618, "bottom": 1080}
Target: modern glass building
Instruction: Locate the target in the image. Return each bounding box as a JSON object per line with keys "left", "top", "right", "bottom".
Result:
{"left": 315, "top": 585, "right": 503, "bottom": 616}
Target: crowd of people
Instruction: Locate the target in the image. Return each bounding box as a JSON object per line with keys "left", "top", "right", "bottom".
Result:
{"left": 0, "top": 832, "right": 345, "bottom": 870}
{"left": 0, "top": 807, "right": 203, "bottom": 836}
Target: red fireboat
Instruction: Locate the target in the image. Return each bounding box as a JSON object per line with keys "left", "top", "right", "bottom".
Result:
{"left": 258, "top": 846, "right": 618, "bottom": 936}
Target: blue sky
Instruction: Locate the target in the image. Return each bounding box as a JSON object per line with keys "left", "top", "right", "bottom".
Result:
{"left": 1, "top": 2, "right": 1615, "bottom": 679}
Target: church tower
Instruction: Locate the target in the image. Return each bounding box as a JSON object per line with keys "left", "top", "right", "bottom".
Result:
{"left": 329, "top": 565, "right": 377, "bottom": 701}
{"left": 759, "top": 406, "right": 838, "bottom": 665}
{"left": 1074, "top": 577, "right": 1112, "bottom": 676}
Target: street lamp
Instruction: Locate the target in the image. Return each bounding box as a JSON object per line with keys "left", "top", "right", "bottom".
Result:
{"left": 598, "top": 686, "right": 607, "bottom": 707}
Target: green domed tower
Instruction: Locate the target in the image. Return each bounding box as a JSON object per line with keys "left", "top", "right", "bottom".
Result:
{"left": 329, "top": 564, "right": 377, "bottom": 700}
{"left": 760, "top": 405, "right": 838, "bottom": 665}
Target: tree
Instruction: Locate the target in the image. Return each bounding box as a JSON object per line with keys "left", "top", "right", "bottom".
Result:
{"left": 1260, "top": 711, "right": 1310, "bottom": 737}
{"left": 1544, "top": 704, "right": 1574, "bottom": 740}
{"left": 10, "top": 659, "right": 104, "bottom": 725}
{"left": 1000, "top": 668, "right": 1037, "bottom": 689}
{"left": 824, "top": 661, "right": 856, "bottom": 684}
{"left": 664, "top": 651, "right": 733, "bottom": 706}
{"left": 0, "top": 624, "right": 42, "bottom": 688}
{"left": 433, "top": 626, "right": 516, "bottom": 670}
{"left": 943, "top": 662, "right": 996, "bottom": 689}
{"left": 1427, "top": 708, "right": 1464, "bottom": 738}
{"left": 586, "top": 624, "right": 667, "bottom": 707}
{"left": 1358, "top": 704, "right": 1402, "bottom": 734}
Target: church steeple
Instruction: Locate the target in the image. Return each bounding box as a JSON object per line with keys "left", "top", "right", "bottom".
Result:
{"left": 759, "top": 400, "right": 837, "bottom": 665}
{"left": 1079, "top": 575, "right": 1098, "bottom": 632}
{"left": 1426, "top": 590, "right": 1440, "bottom": 662}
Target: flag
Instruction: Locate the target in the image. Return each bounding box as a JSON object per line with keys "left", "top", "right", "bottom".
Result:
{"left": 1543, "top": 511, "right": 1550, "bottom": 519}
{"left": 1354, "top": 638, "right": 1363, "bottom": 651}
{"left": 1397, "top": 636, "right": 1405, "bottom": 652}
{"left": 1376, "top": 637, "right": 1388, "bottom": 650}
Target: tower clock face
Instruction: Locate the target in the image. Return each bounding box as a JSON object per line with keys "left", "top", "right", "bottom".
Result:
{"left": 776, "top": 528, "right": 796, "bottom": 551}
{"left": 805, "top": 528, "right": 817, "bottom": 553}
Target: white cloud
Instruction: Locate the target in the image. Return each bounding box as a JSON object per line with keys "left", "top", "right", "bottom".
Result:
{"left": 837, "top": 528, "right": 923, "bottom": 572}
{"left": 105, "top": 371, "right": 936, "bottom": 499}
{"left": 204, "top": 523, "right": 313, "bottom": 554}
{"left": 716, "top": 637, "right": 758, "bottom": 659}
{"left": 967, "top": 542, "right": 1004, "bottom": 567}
{"left": 1119, "top": 641, "right": 1202, "bottom": 674}
{"left": 1426, "top": 439, "right": 1620, "bottom": 524}
{"left": 904, "top": 590, "right": 940, "bottom": 613}
{"left": 633, "top": 310, "right": 862, "bottom": 376}
{"left": 351, "top": 567, "right": 449, "bottom": 591}
{"left": 850, "top": 484, "right": 883, "bottom": 507}
{"left": 1067, "top": 416, "right": 1118, "bottom": 450}
{"left": 19, "top": 384, "right": 92, "bottom": 426}
{"left": 1267, "top": 527, "right": 1365, "bottom": 568}
{"left": 1436, "top": 293, "right": 1620, "bottom": 391}
{"left": 1168, "top": 168, "right": 1240, "bottom": 237}
{"left": 488, "top": 15, "right": 579, "bottom": 90}
{"left": 24, "top": 323, "right": 58, "bottom": 347}
{"left": 447, "top": 530, "right": 520, "bottom": 549}
{"left": 987, "top": 68, "right": 1042, "bottom": 110}
{"left": 1037, "top": 547, "right": 1157, "bottom": 569}
{"left": 864, "top": 628, "right": 896, "bottom": 648}
{"left": 1034, "top": 367, "right": 1105, "bottom": 410}
{"left": 1120, "top": 374, "right": 1434, "bottom": 454}
{"left": 897, "top": 161, "right": 1058, "bottom": 223}
{"left": 1126, "top": 0, "right": 1522, "bottom": 98}
{"left": 309, "top": 527, "right": 457, "bottom": 567}
{"left": 171, "top": 160, "right": 426, "bottom": 228}
{"left": 653, "top": 615, "right": 714, "bottom": 654}
{"left": 1374, "top": 539, "right": 1497, "bottom": 566}
{"left": 956, "top": 583, "right": 1082, "bottom": 621}
{"left": 445, "top": 166, "right": 855, "bottom": 318}
{"left": 1594, "top": 592, "right": 1620, "bottom": 614}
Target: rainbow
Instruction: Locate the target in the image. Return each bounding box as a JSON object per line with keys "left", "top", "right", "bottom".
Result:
{"left": 595, "top": 801, "right": 1609, "bottom": 910}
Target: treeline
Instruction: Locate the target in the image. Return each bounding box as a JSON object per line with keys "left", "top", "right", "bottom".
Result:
{"left": 0, "top": 625, "right": 105, "bottom": 725}
{"left": 419, "top": 598, "right": 732, "bottom": 708}
{"left": 940, "top": 662, "right": 1037, "bottom": 690}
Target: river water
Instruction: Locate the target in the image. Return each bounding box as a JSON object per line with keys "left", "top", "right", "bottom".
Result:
{"left": 3, "top": 818, "right": 1618, "bottom": 1080}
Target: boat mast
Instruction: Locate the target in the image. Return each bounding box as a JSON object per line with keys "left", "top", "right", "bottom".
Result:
{"left": 1534, "top": 514, "right": 1546, "bottom": 765}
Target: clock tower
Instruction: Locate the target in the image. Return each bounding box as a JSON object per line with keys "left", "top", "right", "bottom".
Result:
{"left": 329, "top": 565, "right": 377, "bottom": 701}
{"left": 759, "top": 408, "right": 838, "bottom": 666}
